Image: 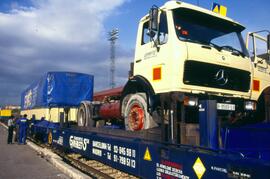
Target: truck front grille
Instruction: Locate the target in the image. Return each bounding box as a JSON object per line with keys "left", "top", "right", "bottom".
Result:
{"left": 183, "top": 60, "right": 250, "bottom": 92}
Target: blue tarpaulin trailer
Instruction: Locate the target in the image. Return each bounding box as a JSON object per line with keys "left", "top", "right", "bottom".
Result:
{"left": 21, "top": 72, "right": 94, "bottom": 142}
{"left": 21, "top": 71, "right": 94, "bottom": 110}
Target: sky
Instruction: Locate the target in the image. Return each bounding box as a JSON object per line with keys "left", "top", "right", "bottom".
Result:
{"left": 0, "top": 0, "right": 269, "bottom": 106}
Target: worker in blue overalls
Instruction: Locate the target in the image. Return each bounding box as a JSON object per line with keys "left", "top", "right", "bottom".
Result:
{"left": 16, "top": 114, "right": 28, "bottom": 144}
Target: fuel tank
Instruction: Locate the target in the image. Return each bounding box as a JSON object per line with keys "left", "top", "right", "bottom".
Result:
{"left": 98, "top": 101, "right": 121, "bottom": 119}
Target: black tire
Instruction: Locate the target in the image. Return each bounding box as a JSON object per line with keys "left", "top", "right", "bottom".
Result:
{"left": 77, "top": 101, "right": 94, "bottom": 127}
{"left": 77, "top": 103, "right": 87, "bottom": 127}
{"left": 253, "top": 95, "right": 266, "bottom": 123}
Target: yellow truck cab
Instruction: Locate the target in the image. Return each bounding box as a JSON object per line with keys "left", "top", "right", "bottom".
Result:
{"left": 121, "top": 1, "right": 269, "bottom": 131}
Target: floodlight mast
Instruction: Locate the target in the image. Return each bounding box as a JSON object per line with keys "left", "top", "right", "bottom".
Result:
{"left": 108, "top": 28, "right": 119, "bottom": 89}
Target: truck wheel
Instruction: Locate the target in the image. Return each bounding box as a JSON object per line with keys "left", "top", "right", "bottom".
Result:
{"left": 77, "top": 102, "right": 90, "bottom": 127}
{"left": 48, "top": 130, "right": 53, "bottom": 146}
{"left": 77, "top": 101, "right": 94, "bottom": 127}
{"left": 252, "top": 95, "right": 266, "bottom": 123}
{"left": 123, "top": 93, "right": 157, "bottom": 131}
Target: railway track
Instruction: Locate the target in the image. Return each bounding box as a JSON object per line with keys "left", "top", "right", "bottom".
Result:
{"left": 28, "top": 137, "right": 138, "bottom": 179}
{"left": 66, "top": 153, "right": 137, "bottom": 179}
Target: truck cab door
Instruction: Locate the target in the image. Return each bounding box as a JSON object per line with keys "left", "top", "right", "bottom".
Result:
{"left": 247, "top": 32, "right": 270, "bottom": 119}
{"left": 134, "top": 12, "right": 170, "bottom": 92}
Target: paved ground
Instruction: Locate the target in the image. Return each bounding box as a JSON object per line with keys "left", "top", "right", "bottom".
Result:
{"left": 0, "top": 125, "right": 69, "bottom": 179}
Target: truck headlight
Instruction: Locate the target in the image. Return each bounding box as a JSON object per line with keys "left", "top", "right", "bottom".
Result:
{"left": 244, "top": 101, "right": 257, "bottom": 111}
{"left": 184, "top": 96, "right": 198, "bottom": 106}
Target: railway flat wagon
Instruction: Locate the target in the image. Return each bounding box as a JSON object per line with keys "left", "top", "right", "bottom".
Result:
{"left": 52, "top": 101, "right": 270, "bottom": 179}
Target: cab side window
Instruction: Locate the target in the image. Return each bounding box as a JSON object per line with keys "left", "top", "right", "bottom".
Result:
{"left": 141, "top": 12, "right": 168, "bottom": 45}
{"left": 255, "top": 38, "right": 268, "bottom": 61}
{"left": 159, "top": 12, "right": 168, "bottom": 45}
{"left": 142, "top": 22, "right": 150, "bottom": 45}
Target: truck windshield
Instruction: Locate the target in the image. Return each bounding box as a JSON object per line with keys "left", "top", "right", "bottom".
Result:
{"left": 173, "top": 8, "right": 249, "bottom": 57}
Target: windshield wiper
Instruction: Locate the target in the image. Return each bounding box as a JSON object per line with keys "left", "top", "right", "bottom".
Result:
{"left": 182, "top": 39, "right": 246, "bottom": 57}
{"left": 183, "top": 39, "right": 222, "bottom": 51}
{"left": 208, "top": 42, "right": 222, "bottom": 51}
{"left": 219, "top": 45, "right": 246, "bottom": 57}
{"left": 183, "top": 38, "right": 204, "bottom": 45}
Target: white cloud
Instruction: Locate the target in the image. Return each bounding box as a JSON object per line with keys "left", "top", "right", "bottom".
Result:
{"left": 0, "top": 0, "right": 133, "bottom": 105}
{"left": 2, "top": 0, "right": 125, "bottom": 44}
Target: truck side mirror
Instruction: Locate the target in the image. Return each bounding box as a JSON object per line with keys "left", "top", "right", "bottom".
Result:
{"left": 267, "top": 34, "right": 270, "bottom": 62}
{"left": 148, "top": 6, "right": 159, "bottom": 37}
{"left": 267, "top": 34, "right": 270, "bottom": 51}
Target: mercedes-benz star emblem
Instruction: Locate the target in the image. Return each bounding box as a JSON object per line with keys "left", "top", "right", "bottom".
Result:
{"left": 215, "top": 69, "right": 228, "bottom": 86}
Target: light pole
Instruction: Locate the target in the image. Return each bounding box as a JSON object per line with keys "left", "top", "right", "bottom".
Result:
{"left": 108, "top": 28, "right": 119, "bottom": 89}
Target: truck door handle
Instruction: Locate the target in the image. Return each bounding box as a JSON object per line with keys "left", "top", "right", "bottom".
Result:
{"left": 136, "top": 59, "right": 142, "bottom": 63}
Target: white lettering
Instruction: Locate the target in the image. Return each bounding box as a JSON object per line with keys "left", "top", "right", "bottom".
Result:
{"left": 69, "top": 136, "right": 89, "bottom": 151}
{"left": 53, "top": 136, "right": 63, "bottom": 146}
{"left": 114, "top": 145, "right": 118, "bottom": 153}
{"left": 113, "top": 154, "right": 118, "bottom": 162}
{"left": 107, "top": 152, "right": 111, "bottom": 160}
{"left": 92, "top": 148, "right": 102, "bottom": 156}
{"left": 93, "top": 141, "right": 111, "bottom": 150}
{"left": 156, "top": 162, "right": 189, "bottom": 179}
{"left": 126, "top": 148, "right": 132, "bottom": 157}
{"left": 131, "top": 160, "right": 136, "bottom": 168}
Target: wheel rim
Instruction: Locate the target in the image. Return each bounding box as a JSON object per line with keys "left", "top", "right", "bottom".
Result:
{"left": 78, "top": 108, "right": 85, "bottom": 126}
{"left": 128, "top": 103, "right": 144, "bottom": 130}
{"left": 48, "top": 131, "right": 52, "bottom": 145}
